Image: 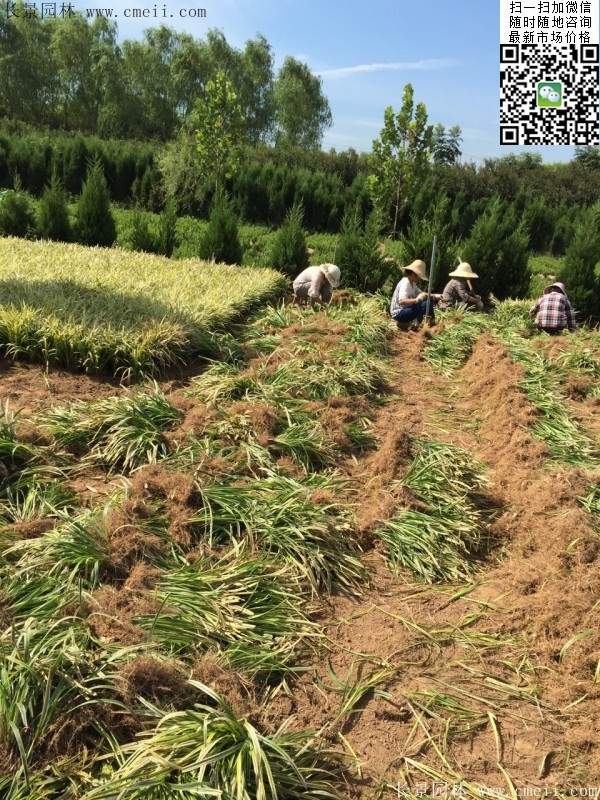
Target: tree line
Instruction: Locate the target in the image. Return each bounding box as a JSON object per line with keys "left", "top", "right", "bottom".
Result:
{"left": 0, "top": 13, "right": 331, "bottom": 146}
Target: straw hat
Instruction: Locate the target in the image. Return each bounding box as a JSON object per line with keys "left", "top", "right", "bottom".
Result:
{"left": 545, "top": 281, "right": 566, "bottom": 295}
{"left": 449, "top": 262, "right": 479, "bottom": 280}
{"left": 321, "top": 263, "right": 341, "bottom": 288}
{"left": 403, "top": 259, "right": 428, "bottom": 281}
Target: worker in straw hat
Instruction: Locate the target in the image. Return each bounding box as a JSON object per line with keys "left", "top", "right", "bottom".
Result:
{"left": 438, "top": 261, "right": 484, "bottom": 311}
{"left": 529, "top": 281, "right": 576, "bottom": 335}
{"left": 390, "top": 259, "right": 441, "bottom": 328}
{"left": 292, "top": 263, "right": 341, "bottom": 306}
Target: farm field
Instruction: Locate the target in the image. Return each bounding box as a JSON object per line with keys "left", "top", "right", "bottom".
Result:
{"left": 0, "top": 276, "right": 599, "bottom": 798}
{"left": 0, "top": 238, "right": 285, "bottom": 379}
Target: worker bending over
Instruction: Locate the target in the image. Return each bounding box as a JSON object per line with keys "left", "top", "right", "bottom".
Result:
{"left": 293, "top": 263, "right": 341, "bottom": 306}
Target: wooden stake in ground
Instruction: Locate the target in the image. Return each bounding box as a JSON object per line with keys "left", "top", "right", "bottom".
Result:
{"left": 424, "top": 235, "right": 437, "bottom": 325}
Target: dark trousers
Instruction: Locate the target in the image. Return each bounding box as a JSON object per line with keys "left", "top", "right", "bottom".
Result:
{"left": 537, "top": 326, "right": 565, "bottom": 336}
{"left": 392, "top": 299, "right": 436, "bottom": 324}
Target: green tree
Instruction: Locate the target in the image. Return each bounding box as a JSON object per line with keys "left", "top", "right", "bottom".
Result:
{"left": 198, "top": 196, "right": 243, "bottom": 265}
{"left": 270, "top": 202, "right": 308, "bottom": 277}
{"left": 76, "top": 158, "right": 116, "bottom": 247}
{"left": 399, "top": 197, "right": 458, "bottom": 288}
{"left": 156, "top": 200, "right": 178, "bottom": 257}
{"left": 432, "top": 124, "right": 462, "bottom": 166}
{"left": 274, "top": 58, "right": 332, "bottom": 149}
{"left": 0, "top": 190, "right": 34, "bottom": 237}
{"left": 561, "top": 202, "right": 600, "bottom": 320}
{"left": 336, "top": 210, "right": 392, "bottom": 293}
{"left": 574, "top": 146, "right": 600, "bottom": 171}
{"left": 194, "top": 70, "right": 244, "bottom": 198}
{"left": 125, "top": 208, "right": 156, "bottom": 253}
{"left": 369, "top": 84, "right": 434, "bottom": 236}
{"left": 36, "top": 173, "right": 71, "bottom": 241}
{"left": 462, "top": 197, "right": 530, "bottom": 299}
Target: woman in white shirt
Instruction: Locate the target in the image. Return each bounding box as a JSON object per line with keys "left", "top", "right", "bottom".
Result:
{"left": 390, "top": 259, "right": 440, "bottom": 327}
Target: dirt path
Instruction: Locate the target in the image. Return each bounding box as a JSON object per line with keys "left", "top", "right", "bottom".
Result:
{"left": 290, "top": 329, "right": 600, "bottom": 795}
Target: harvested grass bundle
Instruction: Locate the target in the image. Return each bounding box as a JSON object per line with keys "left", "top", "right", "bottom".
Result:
{"left": 192, "top": 475, "right": 365, "bottom": 594}
{"left": 83, "top": 681, "right": 342, "bottom": 800}
{"left": 499, "top": 329, "right": 598, "bottom": 466}
{"left": 42, "top": 388, "right": 181, "bottom": 473}
{"left": 0, "top": 619, "right": 130, "bottom": 785}
{"left": 377, "top": 440, "right": 492, "bottom": 582}
{"left": 138, "top": 549, "right": 319, "bottom": 675}
{"left": 192, "top": 350, "right": 386, "bottom": 406}
{"left": 3, "top": 507, "right": 108, "bottom": 597}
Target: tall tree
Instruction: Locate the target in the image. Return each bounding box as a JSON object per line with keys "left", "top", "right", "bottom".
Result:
{"left": 369, "top": 84, "right": 434, "bottom": 236}
{"left": 432, "top": 124, "right": 462, "bottom": 166}
{"left": 122, "top": 26, "right": 179, "bottom": 138}
{"left": 194, "top": 70, "right": 244, "bottom": 198}
{"left": 0, "top": 9, "right": 57, "bottom": 125}
{"left": 574, "top": 146, "right": 600, "bottom": 171}
{"left": 274, "top": 57, "right": 332, "bottom": 149}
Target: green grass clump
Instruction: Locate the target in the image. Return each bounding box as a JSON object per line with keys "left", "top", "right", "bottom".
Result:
{"left": 0, "top": 619, "right": 127, "bottom": 788}
{"left": 83, "top": 681, "right": 342, "bottom": 800}
{"left": 192, "top": 475, "right": 365, "bottom": 594}
{"left": 498, "top": 329, "right": 598, "bottom": 466}
{"left": 192, "top": 350, "right": 385, "bottom": 406}
{"left": 0, "top": 237, "right": 285, "bottom": 377}
{"left": 139, "top": 549, "right": 318, "bottom": 675}
{"left": 42, "top": 388, "right": 181, "bottom": 473}
{"left": 557, "top": 343, "right": 600, "bottom": 377}
{"left": 376, "top": 440, "right": 492, "bottom": 582}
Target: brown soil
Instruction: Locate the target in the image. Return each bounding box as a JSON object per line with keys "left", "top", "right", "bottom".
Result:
{"left": 0, "top": 359, "right": 122, "bottom": 416}
{"left": 105, "top": 500, "right": 170, "bottom": 576}
{"left": 117, "top": 654, "right": 198, "bottom": 708}
{"left": 128, "top": 464, "right": 198, "bottom": 548}
{"left": 87, "top": 563, "right": 162, "bottom": 645}
{"left": 229, "top": 400, "right": 281, "bottom": 447}
{"left": 10, "top": 517, "right": 57, "bottom": 539}
{"left": 278, "top": 329, "right": 600, "bottom": 792}
{"left": 5, "top": 305, "right": 600, "bottom": 793}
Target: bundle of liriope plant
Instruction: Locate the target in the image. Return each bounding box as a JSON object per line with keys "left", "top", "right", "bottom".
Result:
{"left": 376, "top": 440, "right": 491, "bottom": 582}
{"left": 3, "top": 507, "right": 107, "bottom": 588}
{"left": 328, "top": 295, "right": 390, "bottom": 355}
{"left": 424, "top": 311, "right": 489, "bottom": 374}
{"left": 137, "top": 549, "right": 319, "bottom": 675}
{"left": 83, "top": 682, "right": 342, "bottom": 800}
{"left": 41, "top": 387, "right": 181, "bottom": 473}
{"left": 580, "top": 485, "right": 600, "bottom": 528}
{"left": 204, "top": 407, "right": 337, "bottom": 472}
{"left": 192, "top": 475, "right": 365, "bottom": 594}
{"left": 0, "top": 408, "right": 44, "bottom": 474}
{"left": 0, "top": 467, "right": 74, "bottom": 530}
{"left": 0, "top": 618, "right": 131, "bottom": 786}
{"left": 557, "top": 342, "right": 600, "bottom": 377}
{"left": 491, "top": 298, "right": 536, "bottom": 331}
{"left": 192, "top": 348, "right": 386, "bottom": 407}
{"left": 0, "top": 238, "right": 286, "bottom": 377}
{"left": 499, "top": 329, "right": 598, "bottom": 467}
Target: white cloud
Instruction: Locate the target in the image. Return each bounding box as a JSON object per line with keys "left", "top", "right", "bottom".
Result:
{"left": 317, "top": 58, "right": 459, "bottom": 79}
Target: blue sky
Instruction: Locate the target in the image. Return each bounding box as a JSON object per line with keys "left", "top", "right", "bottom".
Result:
{"left": 75, "top": 0, "right": 583, "bottom": 162}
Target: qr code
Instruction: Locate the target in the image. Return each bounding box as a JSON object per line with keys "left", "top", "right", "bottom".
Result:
{"left": 500, "top": 43, "right": 599, "bottom": 145}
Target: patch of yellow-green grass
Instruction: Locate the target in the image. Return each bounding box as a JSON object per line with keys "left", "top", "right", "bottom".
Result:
{"left": 0, "top": 237, "right": 285, "bottom": 378}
